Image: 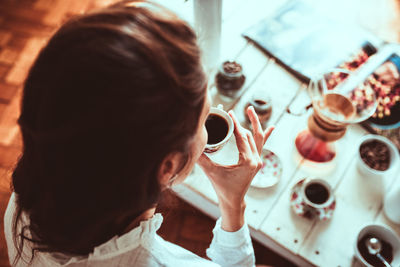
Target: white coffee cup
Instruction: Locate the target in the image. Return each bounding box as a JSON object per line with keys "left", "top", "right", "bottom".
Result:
{"left": 204, "top": 105, "right": 234, "bottom": 154}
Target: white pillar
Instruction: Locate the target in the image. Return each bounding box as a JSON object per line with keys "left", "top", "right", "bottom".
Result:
{"left": 193, "top": 0, "right": 222, "bottom": 73}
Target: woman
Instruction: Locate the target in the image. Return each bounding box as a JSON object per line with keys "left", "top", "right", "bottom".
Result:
{"left": 4, "top": 1, "right": 274, "bottom": 266}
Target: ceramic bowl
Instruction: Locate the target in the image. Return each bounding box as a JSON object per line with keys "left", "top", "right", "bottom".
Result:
{"left": 354, "top": 223, "right": 400, "bottom": 267}
{"left": 356, "top": 134, "right": 400, "bottom": 179}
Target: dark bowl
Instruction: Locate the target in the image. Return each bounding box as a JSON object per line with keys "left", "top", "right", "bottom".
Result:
{"left": 368, "top": 101, "right": 400, "bottom": 130}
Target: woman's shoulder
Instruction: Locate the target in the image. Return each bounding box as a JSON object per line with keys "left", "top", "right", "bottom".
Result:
{"left": 148, "top": 235, "right": 219, "bottom": 267}
{"left": 78, "top": 216, "right": 219, "bottom": 267}
{"left": 4, "top": 192, "right": 16, "bottom": 223}
{"left": 4, "top": 192, "right": 19, "bottom": 265}
{"left": 61, "top": 220, "right": 218, "bottom": 267}
{"left": 4, "top": 204, "right": 219, "bottom": 267}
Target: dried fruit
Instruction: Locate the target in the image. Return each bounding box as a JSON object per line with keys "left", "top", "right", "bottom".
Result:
{"left": 324, "top": 48, "right": 400, "bottom": 119}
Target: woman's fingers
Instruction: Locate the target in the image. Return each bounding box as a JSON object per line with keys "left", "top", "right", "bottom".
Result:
{"left": 247, "top": 106, "right": 275, "bottom": 154}
{"left": 247, "top": 106, "right": 264, "bottom": 153}
{"left": 229, "top": 111, "right": 252, "bottom": 160}
{"left": 263, "top": 126, "right": 275, "bottom": 145}
{"left": 246, "top": 131, "right": 258, "bottom": 155}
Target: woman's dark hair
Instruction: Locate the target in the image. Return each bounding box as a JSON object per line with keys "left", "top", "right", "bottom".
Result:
{"left": 11, "top": 0, "right": 207, "bottom": 263}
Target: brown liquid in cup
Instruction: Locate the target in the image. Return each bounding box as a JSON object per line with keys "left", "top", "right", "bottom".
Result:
{"left": 305, "top": 183, "right": 329, "bottom": 204}
{"left": 255, "top": 100, "right": 266, "bottom": 105}
{"left": 245, "top": 98, "right": 272, "bottom": 126}
{"left": 357, "top": 234, "right": 393, "bottom": 267}
{"left": 206, "top": 114, "right": 228, "bottom": 145}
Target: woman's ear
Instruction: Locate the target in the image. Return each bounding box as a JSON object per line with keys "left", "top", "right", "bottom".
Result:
{"left": 158, "top": 152, "right": 183, "bottom": 187}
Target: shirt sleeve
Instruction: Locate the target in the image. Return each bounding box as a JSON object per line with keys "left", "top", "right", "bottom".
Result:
{"left": 206, "top": 218, "right": 255, "bottom": 267}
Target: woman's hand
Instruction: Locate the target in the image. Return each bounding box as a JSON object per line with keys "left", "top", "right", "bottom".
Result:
{"left": 198, "top": 106, "right": 274, "bottom": 231}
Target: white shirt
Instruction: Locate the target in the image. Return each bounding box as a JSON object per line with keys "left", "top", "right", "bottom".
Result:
{"left": 4, "top": 193, "right": 255, "bottom": 267}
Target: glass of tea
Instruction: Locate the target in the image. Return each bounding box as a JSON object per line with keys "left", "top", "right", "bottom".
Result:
{"left": 204, "top": 105, "right": 234, "bottom": 154}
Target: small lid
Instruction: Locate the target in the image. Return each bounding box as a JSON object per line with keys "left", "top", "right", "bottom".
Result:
{"left": 219, "top": 60, "right": 244, "bottom": 78}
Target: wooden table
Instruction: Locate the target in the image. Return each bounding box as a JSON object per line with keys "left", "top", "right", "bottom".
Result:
{"left": 161, "top": 0, "right": 400, "bottom": 266}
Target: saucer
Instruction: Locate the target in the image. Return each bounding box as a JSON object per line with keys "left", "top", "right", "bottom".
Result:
{"left": 290, "top": 178, "right": 336, "bottom": 220}
{"left": 250, "top": 149, "right": 282, "bottom": 188}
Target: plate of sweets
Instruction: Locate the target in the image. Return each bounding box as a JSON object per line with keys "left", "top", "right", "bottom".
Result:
{"left": 328, "top": 52, "right": 400, "bottom": 129}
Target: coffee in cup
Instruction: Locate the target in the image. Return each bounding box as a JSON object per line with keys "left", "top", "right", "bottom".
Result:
{"left": 290, "top": 178, "right": 336, "bottom": 220}
{"left": 304, "top": 182, "right": 330, "bottom": 205}
{"left": 206, "top": 114, "right": 229, "bottom": 145}
{"left": 301, "top": 178, "right": 333, "bottom": 208}
{"left": 204, "top": 105, "right": 234, "bottom": 154}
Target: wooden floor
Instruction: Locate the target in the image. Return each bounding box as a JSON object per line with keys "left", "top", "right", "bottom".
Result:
{"left": 0, "top": 1, "right": 297, "bottom": 266}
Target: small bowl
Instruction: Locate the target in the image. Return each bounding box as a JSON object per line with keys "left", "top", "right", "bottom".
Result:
{"left": 368, "top": 99, "right": 400, "bottom": 130}
{"left": 356, "top": 134, "right": 400, "bottom": 179}
{"left": 354, "top": 223, "right": 400, "bottom": 267}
